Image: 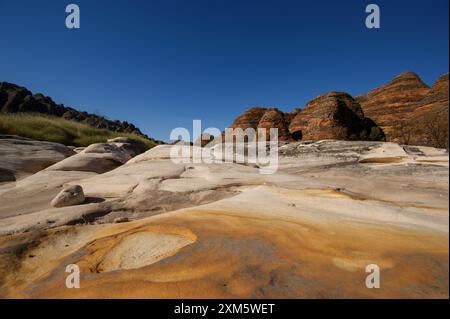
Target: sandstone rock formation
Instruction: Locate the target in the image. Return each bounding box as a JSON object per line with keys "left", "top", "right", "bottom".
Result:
{"left": 228, "top": 107, "right": 292, "bottom": 140}
{"left": 407, "top": 74, "right": 449, "bottom": 147}
{"left": 356, "top": 72, "right": 430, "bottom": 133}
{"left": 0, "top": 139, "right": 448, "bottom": 298}
{"left": 50, "top": 185, "right": 85, "bottom": 208}
{"left": 0, "top": 82, "right": 163, "bottom": 144}
{"left": 230, "top": 95, "right": 383, "bottom": 142}
{"left": 356, "top": 72, "right": 449, "bottom": 145}
{"left": 417, "top": 73, "right": 449, "bottom": 111}
{"left": 0, "top": 135, "right": 75, "bottom": 182}
{"left": 289, "top": 92, "right": 382, "bottom": 141}
{"left": 228, "top": 71, "right": 447, "bottom": 146}
{"left": 257, "top": 108, "right": 293, "bottom": 140}
{"left": 46, "top": 140, "right": 139, "bottom": 174}
{"left": 229, "top": 107, "right": 268, "bottom": 130}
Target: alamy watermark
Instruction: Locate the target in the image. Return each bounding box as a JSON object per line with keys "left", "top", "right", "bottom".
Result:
{"left": 64, "top": 4, "right": 380, "bottom": 30}
{"left": 65, "top": 264, "right": 80, "bottom": 289}
{"left": 366, "top": 4, "right": 381, "bottom": 29}
{"left": 365, "top": 264, "right": 381, "bottom": 288}
{"left": 65, "top": 4, "right": 80, "bottom": 29}
{"left": 169, "top": 120, "right": 279, "bottom": 174}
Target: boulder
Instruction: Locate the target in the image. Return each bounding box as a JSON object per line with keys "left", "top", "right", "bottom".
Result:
{"left": 50, "top": 185, "right": 85, "bottom": 208}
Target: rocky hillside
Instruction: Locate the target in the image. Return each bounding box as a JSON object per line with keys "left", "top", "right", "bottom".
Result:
{"left": 229, "top": 107, "right": 295, "bottom": 141}
{"left": 356, "top": 72, "right": 431, "bottom": 137}
{"left": 229, "top": 72, "right": 448, "bottom": 147}
{"left": 356, "top": 72, "right": 449, "bottom": 146}
{"left": 289, "top": 92, "right": 383, "bottom": 141}
{"left": 0, "top": 82, "right": 162, "bottom": 144}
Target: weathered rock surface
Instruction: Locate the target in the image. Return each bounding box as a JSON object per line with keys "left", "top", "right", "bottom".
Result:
{"left": 0, "top": 135, "right": 75, "bottom": 182}
{"left": 407, "top": 74, "right": 449, "bottom": 146}
{"left": 50, "top": 185, "right": 85, "bottom": 208}
{"left": 417, "top": 73, "right": 449, "bottom": 110}
{"left": 230, "top": 107, "right": 267, "bottom": 130}
{"left": 0, "top": 140, "right": 448, "bottom": 298}
{"left": 257, "top": 108, "right": 293, "bottom": 140}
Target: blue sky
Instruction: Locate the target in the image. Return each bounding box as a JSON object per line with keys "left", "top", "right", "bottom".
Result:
{"left": 0, "top": 0, "right": 448, "bottom": 141}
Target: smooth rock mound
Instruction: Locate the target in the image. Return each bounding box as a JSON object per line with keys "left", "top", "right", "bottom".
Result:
{"left": 46, "top": 139, "right": 140, "bottom": 174}
{"left": 0, "top": 135, "right": 75, "bottom": 181}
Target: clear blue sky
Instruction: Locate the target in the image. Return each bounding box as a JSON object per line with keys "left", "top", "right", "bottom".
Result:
{"left": 0, "top": 0, "right": 448, "bottom": 141}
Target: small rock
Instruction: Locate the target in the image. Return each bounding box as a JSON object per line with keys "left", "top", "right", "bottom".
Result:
{"left": 51, "top": 185, "right": 85, "bottom": 208}
{"left": 113, "top": 217, "right": 129, "bottom": 223}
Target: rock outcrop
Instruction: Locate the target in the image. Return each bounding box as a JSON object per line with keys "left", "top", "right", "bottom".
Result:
{"left": 356, "top": 72, "right": 449, "bottom": 144}
{"left": 289, "top": 92, "right": 382, "bottom": 141}
{"left": 229, "top": 107, "right": 267, "bottom": 131}
{"left": 228, "top": 72, "right": 447, "bottom": 146}
{"left": 228, "top": 107, "right": 294, "bottom": 141}
{"left": 417, "top": 73, "right": 449, "bottom": 111}
{"left": 46, "top": 140, "right": 139, "bottom": 174}
{"left": 407, "top": 74, "right": 449, "bottom": 147}
{"left": 257, "top": 108, "right": 293, "bottom": 140}
{"left": 0, "top": 82, "right": 162, "bottom": 144}
{"left": 230, "top": 95, "right": 383, "bottom": 142}
{"left": 0, "top": 135, "right": 75, "bottom": 182}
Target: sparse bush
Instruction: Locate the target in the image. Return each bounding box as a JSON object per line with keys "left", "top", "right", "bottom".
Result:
{"left": 393, "top": 112, "right": 448, "bottom": 149}
{"left": 419, "top": 112, "right": 449, "bottom": 149}
{"left": 393, "top": 119, "right": 415, "bottom": 145}
{"left": 368, "top": 126, "right": 385, "bottom": 141}
{"left": 331, "top": 126, "right": 348, "bottom": 140}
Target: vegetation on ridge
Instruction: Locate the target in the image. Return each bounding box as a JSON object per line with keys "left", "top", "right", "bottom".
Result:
{"left": 0, "top": 113, "right": 157, "bottom": 149}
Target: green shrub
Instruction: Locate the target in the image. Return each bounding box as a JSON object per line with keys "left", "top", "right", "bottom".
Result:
{"left": 0, "top": 113, "right": 156, "bottom": 150}
{"left": 368, "top": 126, "right": 385, "bottom": 141}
